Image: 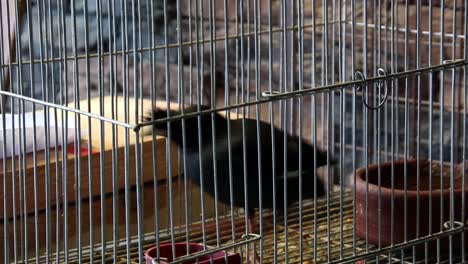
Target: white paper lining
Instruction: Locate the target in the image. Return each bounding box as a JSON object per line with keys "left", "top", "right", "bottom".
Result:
{"left": 0, "top": 111, "right": 76, "bottom": 159}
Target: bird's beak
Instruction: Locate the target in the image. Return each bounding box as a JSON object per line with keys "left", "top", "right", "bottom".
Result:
{"left": 139, "top": 125, "right": 168, "bottom": 137}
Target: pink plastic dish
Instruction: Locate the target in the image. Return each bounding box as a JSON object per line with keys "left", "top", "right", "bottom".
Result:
{"left": 144, "top": 242, "right": 241, "bottom": 264}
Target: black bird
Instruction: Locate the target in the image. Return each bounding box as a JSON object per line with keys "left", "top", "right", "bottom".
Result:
{"left": 144, "top": 105, "right": 331, "bottom": 233}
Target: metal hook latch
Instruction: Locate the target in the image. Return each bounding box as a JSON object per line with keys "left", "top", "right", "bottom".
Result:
{"left": 354, "top": 68, "right": 389, "bottom": 110}
{"left": 261, "top": 91, "right": 281, "bottom": 97}
{"left": 152, "top": 257, "right": 169, "bottom": 264}
{"left": 442, "top": 220, "right": 464, "bottom": 231}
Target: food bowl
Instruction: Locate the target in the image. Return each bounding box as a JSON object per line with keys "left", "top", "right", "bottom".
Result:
{"left": 144, "top": 242, "right": 241, "bottom": 264}
{"left": 353, "top": 159, "right": 468, "bottom": 253}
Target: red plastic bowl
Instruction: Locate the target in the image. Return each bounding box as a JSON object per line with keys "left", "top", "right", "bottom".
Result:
{"left": 144, "top": 242, "right": 241, "bottom": 264}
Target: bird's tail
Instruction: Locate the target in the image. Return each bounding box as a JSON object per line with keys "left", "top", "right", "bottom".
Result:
{"left": 313, "top": 148, "right": 338, "bottom": 168}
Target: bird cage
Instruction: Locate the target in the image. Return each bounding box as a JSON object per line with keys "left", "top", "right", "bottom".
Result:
{"left": 0, "top": 0, "right": 467, "bottom": 263}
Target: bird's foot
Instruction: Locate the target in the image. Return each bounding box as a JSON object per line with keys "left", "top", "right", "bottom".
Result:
{"left": 247, "top": 245, "right": 260, "bottom": 264}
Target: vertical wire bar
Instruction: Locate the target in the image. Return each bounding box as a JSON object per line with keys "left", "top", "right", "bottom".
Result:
{"left": 372, "top": 0, "right": 377, "bottom": 167}
{"left": 383, "top": 0, "right": 388, "bottom": 164}
{"left": 239, "top": 0, "right": 251, "bottom": 258}
{"left": 23, "top": 0, "right": 40, "bottom": 260}
{"left": 340, "top": 0, "right": 347, "bottom": 258}
{"left": 95, "top": 0, "right": 106, "bottom": 262}
{"left": 351, "top": 0, "right": 357, "bottom": 255}
{"left": 195, "top": 0, "right": 202, "bottom": 108}
{"left": 278, "top": 0, "right": 283, "bottom": 133}
{"left": 224, "top": 0, "right": 236, "bottom": 247}
{"left": 290, "top": 0, "right": 296, "bottom": 137}
{"left": 282, "top": 83, "right": 289, "bottom": 263}
{"left": 44, "top": 48, "right": 52, "bottom": 264}
{"left": 192, "top": 0, "right": 208, "bottom": 255}
{"left": 312, "top": 93, "right": 318, "bottom": 262}
{"left": 246, "top": 0, "right": 251, "bottom": 119}
{"left": 0, "top": 1, "right": 10, "bottom": 261}
{"left": 80, "top": 0, "right": 93, "bottom": 261}
{"left": 297, "top": 0, "right": 305, "bottom": 261}
{"left": 222, "top": 0, "right": 236, "bottom": 247}
{"left": 416, "top": 0, "right": 422, "bottom": 255}
{"left": 332, "top": 0, "right": 345, "bottom": 259}
{"left": 385, "top": 1, "right": 398, "bottom": 263}
{"left": 0, "top": 2, "right": 9, "bottom": 259}
{"left": 241, "top": 68, "right": 250, "bottom": 264}
{"left": 393, "top": 0, "right": 401, "bottom": 260}
{"left": 176, "top": 0, "right": 191, "bottom": 255}
{"left": 176, "top": 15, "right": 184, "bottom": 238}
{"left": 449, "top": 1, "right": 458, "bottom": 262}
{"left": 109, "top": 0, "right": 120, "bottom": 260}
{"left": 196, "top": 0, "right": 209, "bottom": 252}
{"left": 290, "top": 4, "right": 298, "bottom": 259}
{"left": 138, "top": 0, "right": 146, "bottom": 236}
{"left": 124, "top": 116, "right": 131, "bottom": 264}
{"left": 58, "top": 0, "right": 69, "bottom": 260}
{"left": 0, "top": 106, "right": 9, "bottom": 263}
{"left": 147, "top": 0, "right": 161, "bottom": 258}
{"left": 45, "top": 1, "right": 61, "bottom": 262}
{"left": 131, "top": 1, "right": 144, "bottom": 262}
{"left": 134, "top": 122, "right": 144, "bottom": 264}
{"left": 10, "top": 1, "right": 23, "bottom": 262}
{"left": 394, "top": 0, "right": 400, "bottom": 239}
{"left": 254, "top": 0, "right": 263, "bottom": 261}
{"left": 17, "top": 12, "right": 27, "bottom": 264}
{"left": 403, "top": 2, "right": 409, "bottom": 258}
{"left": 282, "top": 0, "right": 290, "bottom": 261}
{"left": 189, "top": 0, "right": 193, "bottom": 106}
{"left": 427, "top": 0, "right": 434, "bottom": 260}
{"left": 320, "top": 0, "right": 326, "bottom": 176}
{"left": 438, "top": 1, "right": 445, "bottom": 261}
{"left": 208, "top": 0, "right": 221, "bottom": 247}
{"left": 37, "top": 1, "right": 52, "bottom": 260}
{"left": 363, "top": 0, "right": 369, "bottom": 253}
{"left": 120, "top": 0, "right": 131, "bottom": 261}
{"left": 322, "top": 0, "right": 331, "bottom": 259}
{"left": 17, "top": 58, "right": 26, "bottom": 264}
{"left": 70, "top": 0, "right": 84, "bottom": 261}
{"left": 311, "top": 0, "right": 318, "bottom": 261}
{"left": 331, "top": 0, "right": 337, "bottom": 198}
{"left": 463, "top": 1, "right": 468, "bottom": 261}
{"left": 163, "top": 0, "right": 177, "bottom": 258}
{"left": 181, "top": 0, "right": 192, "bottom": 253}
{"left": 376, "top": 0, "right": 382, "bottom": 252}
{"left": 268, "top": 0, "right": 278, "bottom": 262}
{"left": 235, "top": 0, "right": 239, "bottom": 116}
{"left": 12, "top": 1, "right": 25, "bottom": 261}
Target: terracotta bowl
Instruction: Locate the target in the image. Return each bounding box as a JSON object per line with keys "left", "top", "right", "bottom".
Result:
{"left": 353, "top": 159, "right": 468, "bottom": 253}
{"left": 144, "top": 242, "right": 241, "bottom": 264}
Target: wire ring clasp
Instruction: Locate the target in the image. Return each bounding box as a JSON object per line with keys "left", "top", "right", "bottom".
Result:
{"left": 261, "top": 91, "right": 281, "bottom": 97}
{"left": 443, "top": 220, "right": 464, "bottom": 231}
{"left": 354, "top": 68, "right": 389, "bottom": 110}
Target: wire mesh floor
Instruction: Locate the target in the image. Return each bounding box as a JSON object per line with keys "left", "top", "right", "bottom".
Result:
{"left": 24, "top": 189, "right": 464, "bottom": 264}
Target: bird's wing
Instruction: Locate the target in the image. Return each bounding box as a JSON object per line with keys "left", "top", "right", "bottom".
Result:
{"left": 276, "top": 169, "right": 311, "bottom": 181}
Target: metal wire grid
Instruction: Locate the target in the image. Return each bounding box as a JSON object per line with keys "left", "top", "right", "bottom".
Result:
{"left": 15, "top": 192, "right": 375, "bottom": 264}
{"left": 20, "top": 190, "right": 466, "bottom": 264}
{"left": 0, "top": 0, "right": 467, "bottom": 263}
